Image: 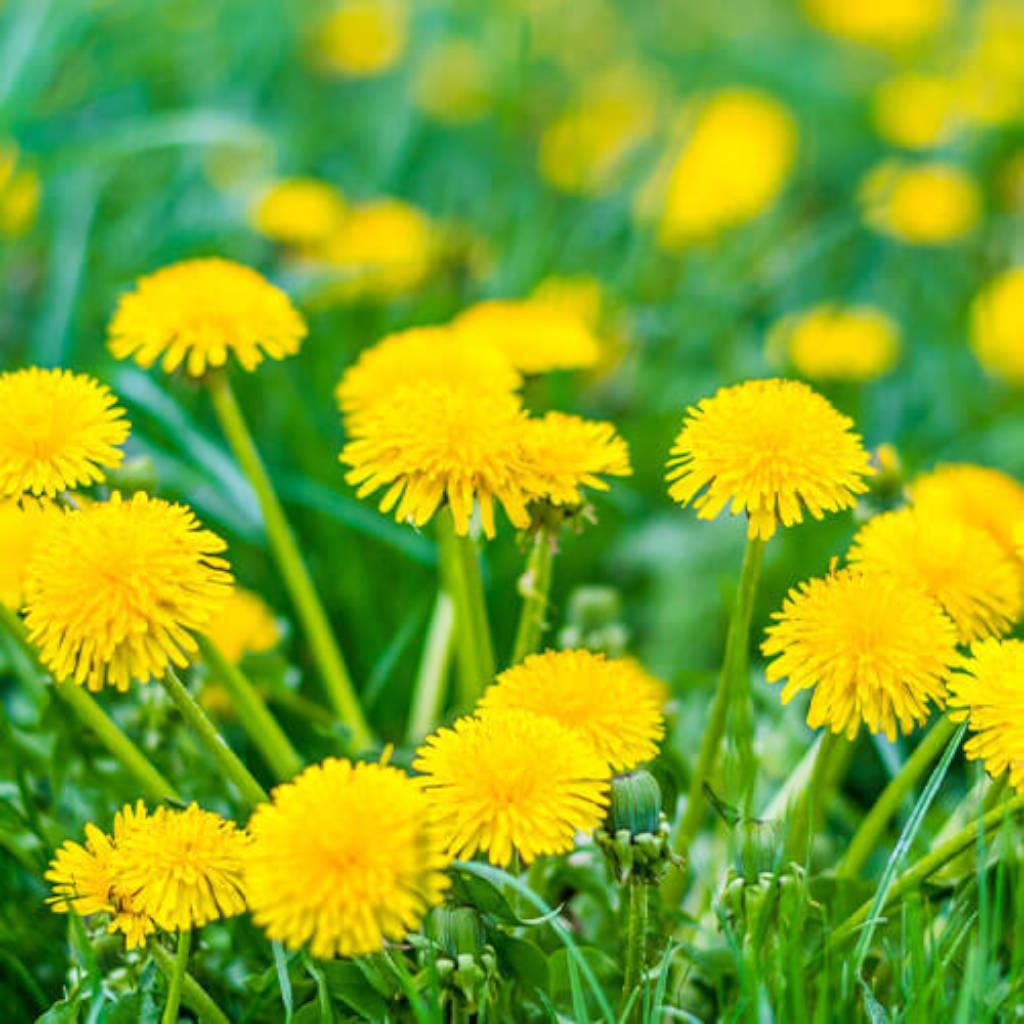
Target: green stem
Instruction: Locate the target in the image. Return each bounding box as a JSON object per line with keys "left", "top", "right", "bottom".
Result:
{"left": 263, "top": 686, "right": 336, "bottom": 729}
{"left": 837, "top": 716, "right": 957, "bottom": 878}
{"left": 406, "top": 591, "right": 455, "bottom": 743}
{"left": 207, "top": 372, "right": 372, "bottom": 751}
{"left": 784, "top": 730, "right": 841, "bottom": 863}
{"left": 511, "top": 525, "right": 556, "bottom": 665}
{"left": 160, "top": 667, "right": 267, "bottom": 809}
{"left": 198, "top": 637, "right": 302, "bottom": 782}
{"left": 151, "top": 938, "right": 231, "bottom": 1024}
{"left": 621, "top": 881, "right": 649, "bottom": 1020}
{"left": 436, "top": 508, "right": 495, "bottom": 710}
{"left": 161, "top": 928, "right": 191, "bottom": 1024}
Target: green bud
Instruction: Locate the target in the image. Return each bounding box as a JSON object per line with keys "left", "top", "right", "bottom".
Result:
{"left": 606, "top": 770, "right": 662, "bottom": 837}
{"left": 424, "top": 905, "right": 487, "bottom": 959}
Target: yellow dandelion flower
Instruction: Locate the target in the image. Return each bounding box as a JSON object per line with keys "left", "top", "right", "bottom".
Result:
{"left": 112, "top": 803, "right": 247, "bottom": 931}
{"left": 245, "top": 758, "right": 450, "bottom": 958}
{"left": 414, "top": 38, "right": 493, "bottom": 125}
{"left": 531, "top": 275, "right": 605, "bottom": 329}
{"left": 250, "top": 178, "right": 346, "bottom": 249}
{"left": 763, "top": 568, "right": 958, "bottom": 740}
{"left": 24, "top": 492, "right": 233, "bottom": 691}
{"left": 948, "top": 639, "right": 1024, "bottom": 791}
{"left": 340, "top": 385, "right": 544, "bottom": 538}
{"left": 860, "top": 160, "right": 981, "bottom": 245}
{"left": 970, "top": 267, "right": 1024, "bottom": 386}
{"left": 521, "top": 413, "right": 631, "bottom": 507}
{"left": 665, "top": 378, "right": 873, "bottom": 541}
{"left": 0, "top": 142, "right": 41, "bottom": 239}
{"left": 872, "top": 73, "right": 961, "bottom": 150}
{"left": 478, "top": 650, "right": 664, "bottom": 772}
{"left": 768, "top": 304, "right": 901, "bottom": 383}
{"left": 108, "top": 258, "right": 307, "bottom": 377}
{"left": 205, "top": 586, "right": 280, "bottom": 664}
{"left": 453, "top": 298, "right": 601, "bottom": 374}
{"left": 313, "top": 0, "right": 408, "bottom": 78}
{"left": 414, "top": 710, "right": 610, "bottom": 866}
{"left": 0, "top": 499, "right": 52, "bottom": 609}
{"left": 0, "top": 368, "right": 130, "bottom": 498}
{"left": 849, "top": 507, "right": 1021, "bottom": 643}
{"left": 803, "top": 0, "right": 949, "bottom": 47}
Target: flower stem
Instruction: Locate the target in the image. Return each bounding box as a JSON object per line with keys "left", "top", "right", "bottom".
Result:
{"left": 435, "top": 508, "right": 495, "bottom": 710}
{"left": 621, "top": 880, "right": 649, "bottom": 1020}
{"left": 161, "top": 929, "right": 191, "bottom": 1024}
{"left": 406, "top": 590, "right": 455, "bottom": 743}
{"left": 207, "top": 372, "right": 372, "bottom": 751}
{"left": 198, "top": 637, "right": 302, "bottom": 782}
{"left": 783, "top": 730, "right": 841, "bottom": 863}
{"left": 511, "top": 525, "right": 556, "bottom": 665}
{"left": 151, "top": 934, "right": 230, "bottom": 1024}
{"left": 160, "top": 667, "right": 268, "bottom": 809}
{"left": 837, "top": 715, "right": 957, "bottom": 878}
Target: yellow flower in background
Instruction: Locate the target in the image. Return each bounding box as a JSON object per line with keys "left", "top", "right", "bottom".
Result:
{"left": 0, "top": 368, "right": 130, "bottom": 498}
{"left": 205, "top": 586, "right": 280, "bottom": 664}
{"left": 0, "top": 499, "right": 51, "bottom": 609}
{"left": 24, "top": 492, "right": 233, "bottom": 691}
{"left": 849, "top": 507, "right": 1021, "bottom": 643}
{"left": 341, "top": 385, "right": 543, "bottom": 538}
{"left": 313, "top": 0, "right": 408, "bottom": 78}
{"left": 641, "top": 88, "right": 797, "bottom": 247}
{"left": 769, "top": 304, "right": 901, "bottom": 383}
{"left": 971, "top": 267, "right": 1024, "bottom": 385}
{"left": 955, "top": 0, "right": 1024, "bottom": 128}
{"left": 873, "top": 74, "right": 960, "bottom": 150}
{"left": 414, "top": 710, "right": 609, "bottom": 866}
{"left": 453, "top": 298, "right": 601, "bottom": 374}
{"left": 0, "top": 142, "right": 41, "bottom": 239}
{"left": 531, "top": 275, "right": 605, "bottom": 329}
{"left": 666, "top": 378, "right": 873, "bottom": 541}
{"left": 763, "top": 568, "right": 958, "bottom": 740}
{"left": 521, "top": 413, "right": 631, "bottom": 507}
{"left": 414, "top": 38, "right": 493, "bottom": 124}
{"left": 245, "top": 758, "right": 450, "bottom": 958}
{"left": 948, "top": 639, "right": 1024, "bottom": 791}
{"left": 109, "top": 258, "right": 307, "bottom": 377}
{"left": 860, "top": 161, "right": 981, "bottom": 245}
{"left": 803, "top": 0, "right": 949, "bottom": 47}
{"left": 250, "top": 178, "right": 346, "bottom": 249}
{"left": 478, "top": 650, "right": 664, "bottom": 771}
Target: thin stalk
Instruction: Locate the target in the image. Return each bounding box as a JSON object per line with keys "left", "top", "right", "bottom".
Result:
{"left": 207, "top": 372, "right": 372, "bottom": 750}
{"left": 161, "top": 928, "right": 191, "bottom": 1024}
{"left": 511, "top": 525, "right": 556, "bottom": 665}
{"left": 436, "top": 508, "right": 495, "bottom": 710}
{"left": 160, "top": 667, "right": 267, "bottom": 809}
{"left": 784, "top": 730, "right": 841, "bottom": 863}
{"left": 621, "top": 881, "right": 649, "bottom": 1020}
{"left": 837, "top": 716, "right": 957, "bottom": 878}
{"left": 263, "top": 687, "right": 335, "bottom": 729}
{"left": 198, "top": 637, "right": 302, "bottom": 782}
{"left": 406, "top": 591, "right": 455, "bottom": 743}
{"left": 151, "top": 939, "right": 231, "bottom": 1024}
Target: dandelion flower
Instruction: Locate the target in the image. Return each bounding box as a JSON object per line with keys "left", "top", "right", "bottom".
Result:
{"left": 948, "top": 639, "right": 1024, "bottom": 791}
{"left": 112, "top": 804, "right": 247, "bottom": 931}
{"left": 803, "top": 0, "right": 949, "bottom": 47}
{"left": 0, "top": 499, "right": 52, "bottom": 609}
{"left": 665, "top": 378, "right": 873, "bottom": 541}
{"left": 340, "top": 385, "right": 543, "bottom": 538}
{"left": 415, "top": 710, "right": 609, "bottom": 865}
{"left": 414, "top": 38, "right": 493, "bottom": 125}
{"left": 531, "top": 275, "right": 605, "bottom": 329}
{"left": 250, "top": 178, "right": 346, "bottom": 249}
{"left": 313, "top": 0, "right": 408, "bottom": 78}
{"left": 108, "top": 258, "right": 307, "bottom": 377}
{"left": 873, "top": 73, "right": 960, "bottom": 150}
{"left": 763, "top": 568, "right": 958, "bottom": 739}
{"left": 0, "top": 141, "right": 41, "bottom": 239}
{"left": 245, "top": 758, "right": 450, "bottom": 958}
{"left": 24, "top": 492, "right": 233, "bottom": 691}
{"left": 478, "top": 650, "right": 663, "bottom": 771}
{"left": 849, "top": 507, "right": 1021, "bottom": 643}
{"left": 970, "top": 267, "right": 1024, "bottom": 386}
{"left": 0, "top": 368, "right": 130, "bottom": 497}
{"left": 205, "top": 586, "right": 280, "bottom": 664}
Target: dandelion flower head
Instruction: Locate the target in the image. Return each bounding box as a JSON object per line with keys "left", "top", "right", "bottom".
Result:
{"left": 205, "top": 586, "right": 281, "bottom": 664}
{"left": 314, "top": 0, "right": 408, "bottom": 78}
{"left": 250, "top": 178, "right": 347, "bottom": 249}
{"left": 803, "top": 0, "right": 949, "bottom": 48}
{"left": 873, "top": 73, "right": 960, "bottom": 150}
{"left": 970, "top": 267, "right": 1024, "bottom": 386}
{"left": 0, "top": 498, "right": 52, "bottom": 609}
{"left": 0, "top": 141, "right": 41, "bottom": 239}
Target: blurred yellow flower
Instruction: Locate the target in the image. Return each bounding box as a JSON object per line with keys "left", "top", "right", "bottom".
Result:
{"left": 109, "top": 258, "right": 307, "bottom": 376}
{"left": 769, "top": 304, "right": 901, "bottom": 383}
{"left": 414, "top": 709, "right": 609, "bottom": 866}
{"left": 860, "top": 160, "right": 981, "bottom": 245}
{"left": 873, "top": 74, "right": 960, "bottom": 150}
{"left": 245, "top": 758, "right": 450, "bottom": 957}
{"left": 955, "top": 0, "right": 1024, "bottom": 127}
{"left": 763, "top": 568, "right": 958, "bottom": 740}
{"left": 205, "top": 586, "right": 280, "bottom": 664}
{"left": 666, "top": 378, "right": 873, "bottom": 541}
{"left": 971, "top": 267, "right": 1024, "bottom": 385}
{"left": 532, "top": 275, "right": 605, "bottom": 329}
{"left": 250, "top": 177, "right": 346, "bottom": 249}
{"left": 0, "top": 499, "right": 51, "bottom": 609}
{"left": 414, "top": 38, "right": 493, "bottom": 124}
{"left": 803, "top": 0, "right": 949, "bottom": 47}
{"left": 0, "top": 368, "right": 130, "bottom": 497}
{"left": 313, "top": 0, "right": 407, "bottom": 78}
{"left": 0, "top": 142, "right": 40, "bottom": 239}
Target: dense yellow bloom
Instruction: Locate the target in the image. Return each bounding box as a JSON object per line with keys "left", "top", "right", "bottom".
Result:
{"left": 479, "top": 650, "right": 663, "bottom": 771}
{"left": 970, "top": 267, "right": 1024, "bottom": 385}
{"left": 0, "top": 142, "right": 40, "bottom": 238}
{"left": 314, "top": 0, "right": 407, "bottom": 78}
{"left": 24, "top": 492, "right": 233, "bottom": 691}
{"left": 666, "top": 379, "right": 873, "bottom": 541}
{"left": 860, "top": 161, "right": 981, "bottom": 245}
{"left": 245, "top": 759, "right": 450, "bottom": 958}
{"left": 763, "top": 568, "right": 958, "bottom": 740}
{"left": 849, "top": 507, "right": 1021, "bottom": 643}
{"left": 873, "top": 74, "right": 960, "bottom": 150}
{"left": 803, "top": 0, "right": 949, "bottom": 47}
{"left": 205, "top": 586, "right": 280, "bottom": 664}
{"left": 415, "top": 710, "right": 609, "bottom": 866}
{"left": 0, "top": 499, "right": 51, "bottom": 609}
{"left": 250, "top": 178, "right": 346, "bottom": 248}
{"left": 769, "top": 304, "right": 901, "bottom": 382}
{"left": 948, "top": 639, "right": 1024, "bottom": 791}
{"left": 414, "top": 38, "right": 493, "bottom": 124}
{"left": 453, "top": 298, "right": 601, "bottom": 374}
{"left": 0, "top": 368, "right": 130, "bottom": 498}
{"left": 109, "top": 258, "right": 307, "bottom": 376}
{"left": 520, "top": 413, "right": 631, "bottom": 507}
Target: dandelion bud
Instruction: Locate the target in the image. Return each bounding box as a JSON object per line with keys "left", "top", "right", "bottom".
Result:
{"left": 606, "top": 770, "right": 662, "bottom": 837}
{"left": 595, "top": 771, "right": 676, "bottom": 883}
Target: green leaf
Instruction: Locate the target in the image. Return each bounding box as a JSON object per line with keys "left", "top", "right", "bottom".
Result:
{"left": 448, "top": 873, "right": 521, "bottom": 926}
{"left": 321, "top": 962, "right": 390, "bottom": 1022}
{"left": 35, "top": 998, "right": 81, "bottom": 1024}
{"left": 102, "top": 991, "right": 160, "bottom": 1024}
{"left": 548, "top": 947, "right": 620, "bottom": 1001}
{"left": 490, "top": 933, "right": 549, "bottom": 993}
